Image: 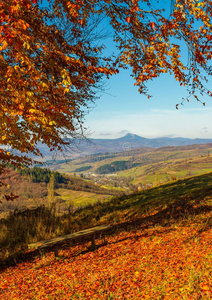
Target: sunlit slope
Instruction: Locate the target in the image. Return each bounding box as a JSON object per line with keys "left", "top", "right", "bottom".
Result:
{"left": 49, "top": 144, "right": 212, "bottom": 192}
{"left": 118, "top": 155, "right": 212, "bottom": 186}
{"left": 55, "top": 188, "right": 112, "bottom": 207}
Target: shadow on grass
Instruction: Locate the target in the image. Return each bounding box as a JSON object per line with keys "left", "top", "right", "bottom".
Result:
{"left": 2, "top": 200, "right": 211, "bottom": 271}
{"left": 0, "top": 172, "right": 211, "bottom": 270}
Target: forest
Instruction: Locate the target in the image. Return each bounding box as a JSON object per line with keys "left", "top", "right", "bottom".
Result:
{"left": 96, "top": 160, "right": 141, "bottom": 174}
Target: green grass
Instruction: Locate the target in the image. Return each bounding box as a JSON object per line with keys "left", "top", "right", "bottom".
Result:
{"left": 100, "top": 185, "right": 125, "bottom": 191}
{"left": 118, "top": 156, "right": 212, "bottom": 186}
{"left": 55, "top": 188, "right": 111, "bottom": 207}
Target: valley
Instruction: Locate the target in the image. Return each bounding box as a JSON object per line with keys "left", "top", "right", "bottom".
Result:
{"left": 1, "top": 143, "right": 212, "bottom": 218}
{"left": 48, "top": 143, "right": 212, "bottom": 190}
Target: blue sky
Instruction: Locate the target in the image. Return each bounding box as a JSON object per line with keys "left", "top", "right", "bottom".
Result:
{"left": 84, "top": 56, "right": 212, "bottom": 140}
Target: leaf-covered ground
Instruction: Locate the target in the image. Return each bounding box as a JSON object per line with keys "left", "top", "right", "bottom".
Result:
{"left": 0, "top": 204, "right": 211, "bottom": 299}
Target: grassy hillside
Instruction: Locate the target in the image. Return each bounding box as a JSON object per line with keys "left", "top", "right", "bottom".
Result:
{"left": 119, "top": 155, "right": 212, "bottom": 185}
{"left": 48, "top": 144, "right": 212, "bottom": 190}
{"left": 48, "top": 143, "right": 212, "bottom": 172}
{"left": 0, "top": 168, "right": 117, "bottom": 218}
{"left": 55, "top": 188, "right": 112, "bottom": 207}
{"left": 0, "top": 172, "right": 211, "bottom": 299}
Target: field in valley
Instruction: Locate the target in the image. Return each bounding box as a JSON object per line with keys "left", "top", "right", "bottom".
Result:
{"left": 55, "top": 188, "right": 112, "bottom": 207}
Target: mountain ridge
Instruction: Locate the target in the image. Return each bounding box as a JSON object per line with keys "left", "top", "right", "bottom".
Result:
{"left": 27, "top": 133, "right": 212, "bottom": 160}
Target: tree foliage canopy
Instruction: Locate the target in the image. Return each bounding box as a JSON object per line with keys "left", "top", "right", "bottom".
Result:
{"left": 1, "top": 0, "right": 212, "bottom": 170}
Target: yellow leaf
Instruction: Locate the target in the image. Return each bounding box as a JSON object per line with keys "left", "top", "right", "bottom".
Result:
{"left": 23, "top": 42, "right": 30, "bottom": 50}
{"left": 29, "top": 109, "right": 37, "bottom": 113}
{"left": 0, "top": 40, "right": 8, "bottom": 51}
{"left": 49, "top": 121, "right": 55, "bottom": 126}
{"left": 42, "top": 82, "right": 48, "bottom": 89}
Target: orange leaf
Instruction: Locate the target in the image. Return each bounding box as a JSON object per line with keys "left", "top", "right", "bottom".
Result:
{"left": 150, "top": 22, "right": 155, "bottom": 29}
{"left": 126, "top": 17, "right": 131, "bottom": 23}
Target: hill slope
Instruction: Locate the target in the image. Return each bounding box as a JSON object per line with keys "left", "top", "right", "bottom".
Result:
{"left": 0, "top": 168, "right": 117, "bottom": 218}
{"left": 0, "top": 173, "right": 211, "bottom": 299}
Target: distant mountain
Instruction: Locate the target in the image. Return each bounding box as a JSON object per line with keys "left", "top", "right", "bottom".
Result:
{"left": 23, "top": 133, "right": 212, "bottom": 161}
{"left": 116, "top": 133, "right": 148, "bottom": 141}
{"left": 85, "top": 133, "right": 212, "bottom": 154}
